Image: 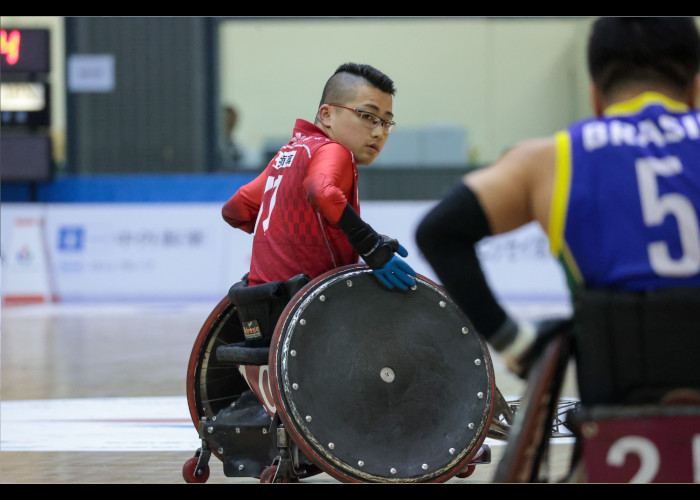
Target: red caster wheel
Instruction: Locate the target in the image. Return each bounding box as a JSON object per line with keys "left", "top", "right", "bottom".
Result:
{"left": 183, "top": 456, "right": 210, "bottom": 483}
{"left": 260, "top": 465, "right": 299, "bottom": 483}
{"left": 455, "top": 464, "right": 476, "bottom": 478}
{"left": 260, "top": 465, "right": 278, "bottom": 483}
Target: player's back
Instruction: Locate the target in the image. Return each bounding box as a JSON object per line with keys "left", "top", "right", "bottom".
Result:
{"left": 248, "top": 120, "right": 359, "bottom": 286}
{"left": 553, "top": 91, "right": 700, "bottom": 291}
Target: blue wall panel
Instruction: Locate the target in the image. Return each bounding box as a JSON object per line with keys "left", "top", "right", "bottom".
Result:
{"left": 1, "top": 173, "right": 257, "bottom": 203}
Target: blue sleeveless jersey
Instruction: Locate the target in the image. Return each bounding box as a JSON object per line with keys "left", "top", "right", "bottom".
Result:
{"left": 550, "top": 92, "right": 700, "bottom": 291}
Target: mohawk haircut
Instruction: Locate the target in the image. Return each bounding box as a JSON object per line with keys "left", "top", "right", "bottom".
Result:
{"left": 319, "top": 63, "right": 396, "bottom": 108}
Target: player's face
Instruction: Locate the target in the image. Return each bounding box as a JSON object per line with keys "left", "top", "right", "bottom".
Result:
{"left": 323, "top": 85, "right": 394, "bottom": 166}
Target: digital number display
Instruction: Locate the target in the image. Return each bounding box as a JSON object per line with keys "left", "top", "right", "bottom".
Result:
{"left": 1, "top": 28, "right": 50, "bottom": 73}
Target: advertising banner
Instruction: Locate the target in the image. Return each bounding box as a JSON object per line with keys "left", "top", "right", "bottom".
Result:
{"left": 1, "top": 201, "right": 570, "bottom": 307}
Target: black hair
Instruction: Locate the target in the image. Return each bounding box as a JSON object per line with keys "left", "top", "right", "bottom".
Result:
{"left": 587, "top": 17, "right": 700, "bottom": 95}
{"left": 319, "top": 63, "right": 396, "bottom": 108}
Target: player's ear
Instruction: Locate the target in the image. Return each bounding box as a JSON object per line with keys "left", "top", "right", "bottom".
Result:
{"left": 317, "top": 104, "right": 333, "bottom": 127}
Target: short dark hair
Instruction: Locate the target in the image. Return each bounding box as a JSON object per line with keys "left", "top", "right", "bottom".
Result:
{"left": 587, "top": 17, "right": 700, "bottom": 95}
{"left": 319, "top": 63, "right": 396, "bottom": 108}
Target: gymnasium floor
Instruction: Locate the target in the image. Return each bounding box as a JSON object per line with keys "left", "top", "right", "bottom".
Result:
{"left": 0, "top": 299, "right": 577, "bottom": 484}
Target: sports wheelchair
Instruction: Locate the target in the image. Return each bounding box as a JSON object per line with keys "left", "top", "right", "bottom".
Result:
{"left": 183, "top": 264, "right": 533, "bottom": 483}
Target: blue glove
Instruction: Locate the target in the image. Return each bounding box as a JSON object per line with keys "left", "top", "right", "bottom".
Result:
{"left": 369, "top": 243, "right": 417, "bottom": 291}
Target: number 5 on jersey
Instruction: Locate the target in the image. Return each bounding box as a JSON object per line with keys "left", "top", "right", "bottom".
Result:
{"left": 636, "top": 156, "right": 700, "bottom": 277}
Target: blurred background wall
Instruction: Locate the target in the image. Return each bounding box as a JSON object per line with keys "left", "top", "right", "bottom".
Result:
{"left": 218, "top": 17, "right": 593, "bottom": 168}
{"left": 1, "top": 17, "right": 600, "bottom": 188}
{"left": 1, "top": 17, "right": 698, "bottom": 304}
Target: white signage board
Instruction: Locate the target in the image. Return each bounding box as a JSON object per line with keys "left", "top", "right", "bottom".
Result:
{"left": 67, "top": 54, "right": 116, "bottom": 93}
{"left": 1, "top": 201, "right": 570, "bottom": 308}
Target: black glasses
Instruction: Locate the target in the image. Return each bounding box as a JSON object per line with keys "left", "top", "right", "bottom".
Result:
{"left": 328, "top": 104, "right": 396, "bottom": 132}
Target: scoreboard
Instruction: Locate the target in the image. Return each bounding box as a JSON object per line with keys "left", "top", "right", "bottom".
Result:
{"left": 1, "top": 28, "right": 53, "bottom": 183}
{"left": 1, "top": 28, "right": 50, "bottom": 73}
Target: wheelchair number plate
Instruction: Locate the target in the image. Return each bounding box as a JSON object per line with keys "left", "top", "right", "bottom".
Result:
{"left": 581, "top": 411, "right": 700, "bottom": 483}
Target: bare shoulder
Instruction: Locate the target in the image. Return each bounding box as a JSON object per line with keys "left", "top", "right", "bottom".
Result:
{"left": 463, "top": 137, "right": 557, "bottom": 234}
{"left": 499, "top": 137, "right": 557, "bottom": 171}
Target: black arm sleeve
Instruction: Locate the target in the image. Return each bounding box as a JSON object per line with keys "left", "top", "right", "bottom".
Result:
{"left": 415, "top": 182, "right": 510, "bottom": 346}
{"left": 335, "top": 203, "right": 380, "bottom": 256}
{"left": 335, "top": 203, "right": 400, "bottom": 270}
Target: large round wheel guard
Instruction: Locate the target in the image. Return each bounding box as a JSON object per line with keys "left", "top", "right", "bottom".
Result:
{"left": 269, "top": 265, "right": 495, "bottom": 483}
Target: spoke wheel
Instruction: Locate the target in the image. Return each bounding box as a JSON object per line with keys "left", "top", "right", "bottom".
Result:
{"left": 186, "top": 297, "right": 249, "bottom": 427}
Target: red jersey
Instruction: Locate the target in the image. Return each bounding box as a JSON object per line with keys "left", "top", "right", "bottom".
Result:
{"left": 222, "top": 119, "right": 360, "bottom": 286}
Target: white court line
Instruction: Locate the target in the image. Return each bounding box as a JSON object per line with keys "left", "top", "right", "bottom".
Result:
{"left": 2, "top": 301, "right": 216, "bottom": 318}
{"left": 1, "top": 396, "right": 200, "bottom": 452}
{"left": 1, "top": 396, "right": 574, "bottom": 452}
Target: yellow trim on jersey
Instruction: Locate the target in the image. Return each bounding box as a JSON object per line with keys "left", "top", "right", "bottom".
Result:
{"left": 559, "top": 244, "right": 584, "bottom": 290}
{"left": 604, "top": 91, "right": 689, "bottom": 117}
{"left": 549, "top": 131, "right": 571, "bottom": 256}
{"left": 550, "top": 130, "right": 584, "bottom": 287}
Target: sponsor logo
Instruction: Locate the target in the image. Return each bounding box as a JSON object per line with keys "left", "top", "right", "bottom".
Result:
{"left": 273, "top": 150, "right": 296, "bottom": 170}
{"left": 14, "top": 245, "right": 33, "bottom": 264}
{"left": 58, "top": 226, "right": 85, "bottom": 252}
{"left": 243, "top": 320, "right": 262, "bottom": 340}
